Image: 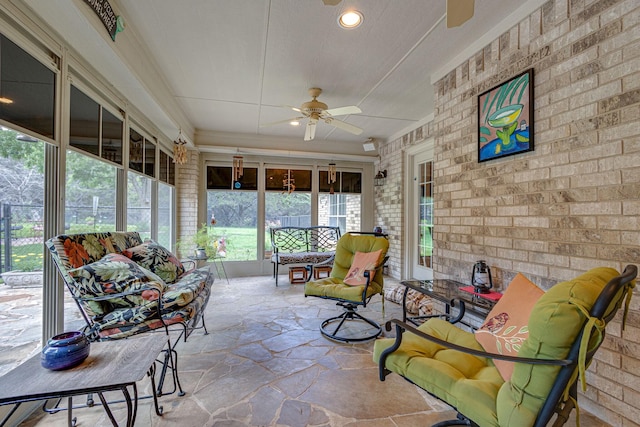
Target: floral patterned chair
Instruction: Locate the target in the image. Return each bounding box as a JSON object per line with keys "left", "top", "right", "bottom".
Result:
{"left": 45, "top": 231, "right": 213, "bottom": 396}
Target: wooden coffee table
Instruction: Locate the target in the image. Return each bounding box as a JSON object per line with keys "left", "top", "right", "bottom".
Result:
{"left": 0, "top": 334, "right": 167, "bottom": 427}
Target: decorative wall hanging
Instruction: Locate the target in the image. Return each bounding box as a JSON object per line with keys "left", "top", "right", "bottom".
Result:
{"left": 173, "top": 130, "right": 187, "bottom": 165}
{"left": 233, "top": 155, "right": 244, "bottom": 181}
{"left": 283, "top": 170, "right": 296, "bottom": 194}
{"left": 477, "top": 68, "right": 534, "bottom": 162}
{"left": 328, "top": 163, "right": 337, "bottom": 194}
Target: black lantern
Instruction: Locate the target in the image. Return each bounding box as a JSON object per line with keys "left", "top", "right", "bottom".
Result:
{"left": 471, "top": 260, "right": 493, "bottom": 293}
{"left": 374, "top": 169, "right": 387, "bottom": 187}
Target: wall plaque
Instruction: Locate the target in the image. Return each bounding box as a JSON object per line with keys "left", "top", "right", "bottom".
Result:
{"left": 82, "top": 0, "right": 124, "bottom": 41}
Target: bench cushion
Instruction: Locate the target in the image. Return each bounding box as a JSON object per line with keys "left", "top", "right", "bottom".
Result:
{"left": 271, "top": 251, "right": 334, "bottom": 265}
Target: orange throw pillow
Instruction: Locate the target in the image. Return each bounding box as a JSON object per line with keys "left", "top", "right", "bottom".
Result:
{"left": 475, "top": 273, "right": 544, "bottom": 381}
{"left": 343, "top": 250, "right": 382, "bottom": 286}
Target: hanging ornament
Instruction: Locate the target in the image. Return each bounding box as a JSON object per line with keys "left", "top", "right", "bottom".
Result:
{"left": 233, "top": 155, "right": 244, "bottom": 181}
{"left": 173, "top": 130, "right": 188, "bottom": 165}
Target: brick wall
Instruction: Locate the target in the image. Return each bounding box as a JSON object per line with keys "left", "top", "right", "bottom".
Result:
{"left": 375, "top": 122, "right": 435, "bottom": 279}
{"left": 378, "top": 0, "right": 640, "bottom": 424}
{"left": 176, "top": 149, "right": 200, "bottom": 258}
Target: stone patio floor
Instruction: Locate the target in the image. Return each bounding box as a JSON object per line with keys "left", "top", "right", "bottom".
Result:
{"left": 1, "top": 275, "right": 609, "bottom": 426}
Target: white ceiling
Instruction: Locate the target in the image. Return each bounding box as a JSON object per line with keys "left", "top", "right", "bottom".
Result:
{"left": 21, "top": 0, "right": 543, "bottom": 158}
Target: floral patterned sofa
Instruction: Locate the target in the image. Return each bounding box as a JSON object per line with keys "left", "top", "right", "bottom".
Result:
{"left": 46, "top": 231, "right": 213, "bottom": 341}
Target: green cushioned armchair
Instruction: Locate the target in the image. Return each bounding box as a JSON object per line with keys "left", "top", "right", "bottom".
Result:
{"left": 374, "top": 266, "right": 636, "bottom": 427}
{"left": 305, "top": 232, "right": 389, "bottom": 342}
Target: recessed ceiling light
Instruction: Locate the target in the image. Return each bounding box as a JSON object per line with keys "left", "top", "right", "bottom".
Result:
{"left": 290, "top": 120, "right": 300, "bottom": 126}
{"left": 338, "top": 10, "right": 363, "bottom": 29}
{"left": 0, "top": 97, "right": 14, "bottom": 104}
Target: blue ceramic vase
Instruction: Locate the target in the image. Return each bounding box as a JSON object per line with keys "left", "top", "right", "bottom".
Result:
{"left": 41, "top": 331, "right": 90, "bottom": 370}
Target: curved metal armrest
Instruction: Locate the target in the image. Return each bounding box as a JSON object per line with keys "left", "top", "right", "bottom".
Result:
{"left": 361, "top": 255, "right": 389, "bottom": 301}
{"left": 313, "top": 254, "right": 336, "bottom": 268}
{"left": 379, "top": 318, "right": 573, "bottom": 380}
{"left": 181, "top": 258, "right": 197, "bottom": 270}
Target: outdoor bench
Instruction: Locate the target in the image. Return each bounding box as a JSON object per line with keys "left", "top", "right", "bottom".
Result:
{"left": 269, "top": 226, "right": 341, "bottom": 285}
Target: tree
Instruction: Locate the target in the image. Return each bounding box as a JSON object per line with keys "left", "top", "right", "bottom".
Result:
{"left": 0, "top": 130, "right": 45, "bottom": 208}
{"left": 208, "top": 191, "right": 257, "bottom": 227}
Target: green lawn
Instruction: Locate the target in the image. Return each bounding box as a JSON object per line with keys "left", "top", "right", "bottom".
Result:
{"left": 209, "top": 227, "right": 268, "bottom": 261}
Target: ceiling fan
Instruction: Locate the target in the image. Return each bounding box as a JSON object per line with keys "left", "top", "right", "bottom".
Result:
{"left": 322, "top": 0, "right": 475, "bottom": 28}
{"left": 262, "top": 88, "right": 363, "bottom": 141}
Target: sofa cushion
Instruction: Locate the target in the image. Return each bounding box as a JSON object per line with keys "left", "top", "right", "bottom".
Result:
{"left": 496, "top": 267, "right": 620, "bottom": 427}
{"left": 122, "top": 240, "right": 185, "bottom": 283}
{"left": 475, "top": 273, "right": 544, "bottom": 381}
{"left": 344, "top": 250, "right": 382, "bottom": 286}
{"left": 162, "top": 268, "right": 209, "bottom": 310}
{"left": 68, "top": 253, "right": 166, "bottom": 314}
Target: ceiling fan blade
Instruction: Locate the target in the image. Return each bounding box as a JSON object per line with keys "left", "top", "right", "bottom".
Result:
{"left": 285, "top": 105, "right": 303, "bottom": 113}
{"left": 325, "top": 118, "right": 363, "bottom": 135}
{"left": 304, "top": 120, "right": 317, "bottom": 141}
{"left": 322, "top": 0, "right": 342, "bottom": 5}
{"left": 447, "top": 0, "right": 474, "bottom": 28}
{"left": 260, "top": 117, "right": 303, "bottom": 127}
{"left": 324, "top": 105, "right": 362, "bottom": 116}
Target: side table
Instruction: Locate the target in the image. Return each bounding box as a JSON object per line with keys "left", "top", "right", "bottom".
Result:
{"left": 0, "top": 334, "right": 167, "bottom": 427}
{"left": 400, "top": 279, "right": 499, "bottom": 329}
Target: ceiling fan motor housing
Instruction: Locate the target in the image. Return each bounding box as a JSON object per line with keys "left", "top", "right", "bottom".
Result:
{"left": 301, "top": 88, "right": 328, "bottom": 114}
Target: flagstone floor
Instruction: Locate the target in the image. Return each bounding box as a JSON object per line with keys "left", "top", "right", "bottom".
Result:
{"left": 3, "top": 275, "right": 609, "bottom": 426}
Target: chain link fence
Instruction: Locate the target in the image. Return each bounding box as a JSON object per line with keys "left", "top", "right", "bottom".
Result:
{"left": 0, "top": 203, "right": 149, "bottom": 275}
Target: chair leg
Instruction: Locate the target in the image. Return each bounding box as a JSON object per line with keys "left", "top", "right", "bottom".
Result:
{"left": 202, "top": 316, "right": 209, "bottom": 335}
{"left": 432, "top": 413, "right": 473, "bottom": 427}
{"left": 156, "top": 337, "right": 185, "bottom": 397}
{"left": 320, "top": 302, "right": 382, "bottom": 343}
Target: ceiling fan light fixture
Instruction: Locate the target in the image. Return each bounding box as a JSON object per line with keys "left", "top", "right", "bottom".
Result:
{"left": 290, "top": 120, "right": 300, "bottom": 126}
{"left": 338, "top": 10, "right": 363, "bottom": 29}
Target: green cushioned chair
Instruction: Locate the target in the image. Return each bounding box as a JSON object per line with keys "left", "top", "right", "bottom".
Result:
{"left": 305, "top": 232, "right": 389, "bottom": 342}
{"left": 374, "top": 265, "right": 636, "bottom": 427}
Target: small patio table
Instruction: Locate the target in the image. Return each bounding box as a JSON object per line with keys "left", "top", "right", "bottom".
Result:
{"left": 0, "top": 334, "right": 166, "bottom": 427}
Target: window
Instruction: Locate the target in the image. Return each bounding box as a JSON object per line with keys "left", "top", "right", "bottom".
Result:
{"left": 157, "top": 150, "right": 175, "bottom": 249}
{"left": 69, "top": 85, "right": 100, "bottom": 156}
{"left": 144, "top": 139, "right": 155, "bottom": 178}
{"left": 129, "top": 128, "right": 144, "bottom": 172}
{"left": 159, "top": 150, "right": 174, "bottom": 185}
{"left": 127, "top": 172, "right": 152, "bottom": 240}
{"left": 157, "top": 182, "right": 174, "bottom": 249}
{"left": 207, "top": 166, "right": 258, "bottom": 261}
{"left": 70, "top": 85, "right": 123, "bottom": 165}
{"left": 318, "top": 170, "right": 361, "bottom": 234}
{"left": 0, "top": 126, "right": 46, "bottom": 377}
{"left": 418, "top": 161, "right": 433, "bottom": 268}
{"left": 207, "top": 166, "right": 257, "bottom": 190}
{"left": 65, "top": 150, "right": 117, "bottom": 233}
{"left": 265, "top": 168, "right": 311, "bottom": 192}
{"left": 101, "top": 108, "right": 123, "bottom": 165}
{"left": 0, "top": 34, "right": 55, "bottom": 139}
